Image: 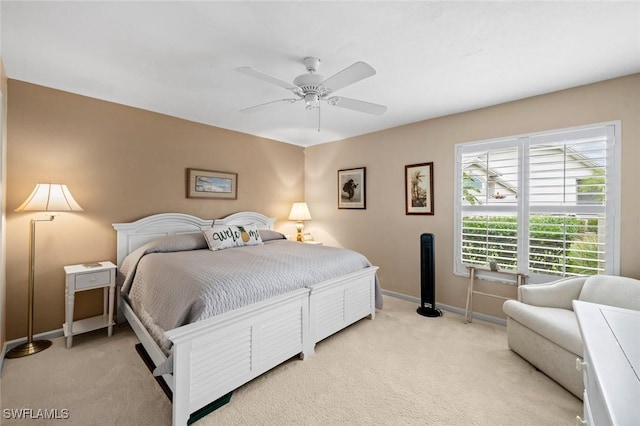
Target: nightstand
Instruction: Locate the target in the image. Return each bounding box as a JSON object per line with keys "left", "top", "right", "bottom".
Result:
{"left": 63, "top": 261, "right": 116, "bottom": 348}
{"left": 304, "top": 240, "right": 323, "bottom": 245}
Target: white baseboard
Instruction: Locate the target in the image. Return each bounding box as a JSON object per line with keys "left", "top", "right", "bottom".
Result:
{"left": 381, "top": 289, "right": 506, "bottom": 327}
{"left": 0, "top": 328, "right": 64, "bottom": 376}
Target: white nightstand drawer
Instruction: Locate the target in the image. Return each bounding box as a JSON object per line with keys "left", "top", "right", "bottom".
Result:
{"left": 75, "top": 270, "right": 112, "bottom": 290}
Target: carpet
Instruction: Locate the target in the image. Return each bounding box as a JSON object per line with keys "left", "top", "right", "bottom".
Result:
{"left": 1, "top": 296, "right": 581, "bottom": 425}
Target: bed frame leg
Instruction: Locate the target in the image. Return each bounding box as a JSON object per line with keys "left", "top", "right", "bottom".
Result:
{"left": 300, "top": 345, "right": 315, "bottom": 360}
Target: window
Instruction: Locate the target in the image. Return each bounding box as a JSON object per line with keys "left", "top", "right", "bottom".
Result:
{"left": 454, "top": 123, "right": 619, "bottom": 283}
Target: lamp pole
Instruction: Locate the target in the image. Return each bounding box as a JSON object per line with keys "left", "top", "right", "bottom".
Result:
{"left": 6, "top": 216, "right": 55, "bottom": 358}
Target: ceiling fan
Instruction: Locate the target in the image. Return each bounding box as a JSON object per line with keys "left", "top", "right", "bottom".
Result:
{"left": 236, "top": 57, "right": 387, "bottom": 129}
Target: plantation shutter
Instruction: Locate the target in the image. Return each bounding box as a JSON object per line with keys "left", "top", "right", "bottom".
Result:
{"left": 458, "top": 139, "right": 522, "bottom": 273}
{"left": 455, "top": 123, "right": 618, "bottom": 282}
{"left": 527, "top": 126, "right": 613, "bottom": 276}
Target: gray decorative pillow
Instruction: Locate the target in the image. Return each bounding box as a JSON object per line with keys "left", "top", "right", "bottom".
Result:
{"left": 138, "top": 233, "right": 208, "bottom": 253}
{"left": 259, "top": 230, "right": 287, "bottom": 241}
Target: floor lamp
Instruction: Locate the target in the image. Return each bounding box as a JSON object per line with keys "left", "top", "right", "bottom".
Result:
{"left": 6, "top": 183, "right": 83, "bottom": 358}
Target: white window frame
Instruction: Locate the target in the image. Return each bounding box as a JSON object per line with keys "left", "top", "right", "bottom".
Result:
{"left": 454, "top": 122, "right": 620, "bottom": 284}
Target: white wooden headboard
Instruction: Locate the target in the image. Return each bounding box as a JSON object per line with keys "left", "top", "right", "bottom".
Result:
{"left": 112, "top": 211, "right": 276, "bottom": 267}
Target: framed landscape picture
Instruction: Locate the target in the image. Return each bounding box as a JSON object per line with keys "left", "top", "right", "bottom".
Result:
{"left": 186, "top": 168, "right": 237, "bottom": 199}
{"left": 405, "top": 162, "right": 434, "bottom": 215}
{"left": 338, "top": 167, "right": 366, "bottom": 209}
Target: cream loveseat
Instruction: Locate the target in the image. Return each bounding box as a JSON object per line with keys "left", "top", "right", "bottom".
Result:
{"left": 502, "top": 275, "right": 640, "bottom": 399}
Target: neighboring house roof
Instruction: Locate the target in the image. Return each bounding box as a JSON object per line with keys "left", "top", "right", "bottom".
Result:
{"left": 462, "top": 144, "right": 605, "bottom": 203}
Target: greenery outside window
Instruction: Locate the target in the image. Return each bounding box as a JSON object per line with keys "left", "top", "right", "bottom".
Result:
{"left": 454, "top": 123, "right": 620, "bottom": 283}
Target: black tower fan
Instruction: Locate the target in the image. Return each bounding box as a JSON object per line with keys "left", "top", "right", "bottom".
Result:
{"left": 417, "top": 233, "right": 442, "bottom": 317}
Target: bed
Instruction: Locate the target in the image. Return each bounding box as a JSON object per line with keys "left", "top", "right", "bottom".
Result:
{"left": 113, "top": 212, "right": 379, "bottom": 425}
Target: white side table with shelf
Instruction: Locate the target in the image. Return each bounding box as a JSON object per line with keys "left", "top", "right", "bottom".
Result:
{"left": 63, "top": 261, "right": 117, "bottom": 348}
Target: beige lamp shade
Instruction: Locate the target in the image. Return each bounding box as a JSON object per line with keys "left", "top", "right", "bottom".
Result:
{"left": 288, "top": 202, "right": 312, "bottom": 221}
{"left": 16, "top": 183, "right": 84, "bottom": 212}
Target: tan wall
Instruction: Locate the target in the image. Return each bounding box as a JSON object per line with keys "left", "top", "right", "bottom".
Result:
{"left": 305, "top": 73, "right": 640, "bottom": 319}
{"left": 5, "top": 80, "right": 305, "bottom": 340}
{"left": 5, "top": 74, "right": 639, "bottom": 339}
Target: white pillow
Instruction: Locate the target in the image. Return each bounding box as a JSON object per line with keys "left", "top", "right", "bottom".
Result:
{"left": 202, "top": 225, "right": 244, "bottom": 251}
{"left": 239, "top": 224, "right": 263, "bottom": 246}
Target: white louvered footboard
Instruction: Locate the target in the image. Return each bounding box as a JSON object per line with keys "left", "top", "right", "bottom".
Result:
{"left": 167, "top": 288, "right": 310, "bottom": 426}
{"left": 308, "top": 267, "right": 378, "bottom": 347}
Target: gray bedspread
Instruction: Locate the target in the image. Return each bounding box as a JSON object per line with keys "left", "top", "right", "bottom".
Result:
{"left": 120, "top": 232, "right": 382, "bottom": 360}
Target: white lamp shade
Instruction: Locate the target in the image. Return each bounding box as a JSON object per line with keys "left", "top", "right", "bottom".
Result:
{"left": 16, "top": 183, "right": 84, "bottom": 212}
{"left": 288, "top": 202, "right": 312, "bottom": 221}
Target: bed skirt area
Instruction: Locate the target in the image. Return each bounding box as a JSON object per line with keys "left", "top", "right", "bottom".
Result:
{"left": 122, "top": 266, "right": 378, "bottom": 426}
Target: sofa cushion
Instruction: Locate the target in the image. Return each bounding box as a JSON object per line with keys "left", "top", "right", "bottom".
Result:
{"left": 519, "top": 276, "right": 586, "bottom": 310}
{"left": 579, "top": 275, "right": 640, "bottom": 311}
{"left": 503, "top": 300, "right": 583, "bottom": 356}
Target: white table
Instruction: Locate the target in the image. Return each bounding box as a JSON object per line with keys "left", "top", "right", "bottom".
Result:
{"left": 63, "top": 261, "right": 117, "bottom": 348}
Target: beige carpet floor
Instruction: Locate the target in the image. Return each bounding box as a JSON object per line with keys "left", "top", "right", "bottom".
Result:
{"left": 1, "top": 296, "right": 581, "bottom": 425}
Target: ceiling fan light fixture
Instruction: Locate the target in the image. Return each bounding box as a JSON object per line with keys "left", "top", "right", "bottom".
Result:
{"left": 304, "top": 93, "right": 319, "bottom": 110}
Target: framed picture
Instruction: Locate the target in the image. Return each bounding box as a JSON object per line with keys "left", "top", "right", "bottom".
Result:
{"left": 338, "top": 167, "right": 366, "bottom": 209}
{"left": 186, "top": 168, "right": 237, "bottom": 199}
{"left": 405, "top": 162, "right": 434, "bottom": 215}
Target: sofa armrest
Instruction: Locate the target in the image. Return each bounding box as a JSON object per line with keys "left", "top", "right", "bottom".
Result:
{"left": 519, "top": 276, "right": 588, "bottom": 310}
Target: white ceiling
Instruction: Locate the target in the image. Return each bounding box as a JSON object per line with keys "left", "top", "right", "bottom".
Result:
{"left": 2, "top": 1, "right": 639, "bottom": 147}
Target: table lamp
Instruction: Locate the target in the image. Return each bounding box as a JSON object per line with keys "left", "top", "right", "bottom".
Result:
{"left": 288, "top": 202, "right": 312, "bottom": 242}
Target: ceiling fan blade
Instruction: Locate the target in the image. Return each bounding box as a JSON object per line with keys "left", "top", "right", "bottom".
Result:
{"left": 240, "top": 98, "right": 300, "bottom": 113}
{"left": 320, "top": 62, "right": 376, "bottom": 93}
{"left": 236, "top": 67, "right": 295, "bottom": 91}
{"left": 327, "top": 96, "right": 387, "bottom": 115}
